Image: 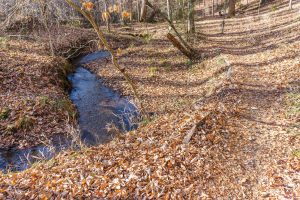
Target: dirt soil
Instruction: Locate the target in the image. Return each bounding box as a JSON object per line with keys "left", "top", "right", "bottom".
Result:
{"left": 0, "top": 1, "right": 299, "bottom": 199}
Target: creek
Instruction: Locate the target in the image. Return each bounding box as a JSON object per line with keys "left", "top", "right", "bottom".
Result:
{"left": 0, "top": 51, "right": 137, "bottom": 172}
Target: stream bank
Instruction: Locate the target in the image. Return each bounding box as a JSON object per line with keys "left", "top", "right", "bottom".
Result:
{"left": 0, "top": 51, "right": 137, "bottom": 172}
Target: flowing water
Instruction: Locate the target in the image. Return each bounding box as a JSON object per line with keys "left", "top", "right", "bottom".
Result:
{"left": 0, "top": 51, "right": 137, "bottom": 172}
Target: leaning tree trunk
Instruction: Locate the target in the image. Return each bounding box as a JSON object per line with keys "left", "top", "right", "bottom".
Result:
{"left": 187, "top": 0, "right": 195, "bottom": 34}
{"left": 228, "top": 0, "right": 235, "bottom": 17}
{"left": 146, "top": 1, "right": 195, "bottom": 58}
{"left": 167, "top": 33, "right": 194, "bottom": 59}
{"left": 140, "top": 0, "right": 147, "bottom": 21}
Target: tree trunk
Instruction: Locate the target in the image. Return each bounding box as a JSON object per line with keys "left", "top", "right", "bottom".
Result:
{"left": 137, "top": 0, "right": 140, "bottom": 21}
{"left": 104, "top": 0, "right": 111, "bottom": 32}
{"left": 140, "top": 0, "right": 147, "bottom": 21}
{"left": 228, "top": 0, "right": 235, "bottom": 17}
{"left": 167, "top": 0, "right": 173, "bottom": 30}
{"left": 212, "top": 0, "right": 214, "bottom": 16}
{"left": 167, "top": 0, "right": 173, "bottom": 28}
{"left": 203, "top": 0, "right": 206, "bottom": 16}
{"left": 289, "top": 0, "right": 292, "bottom": 9}
{"left": 146, "top": 1, "right": 195, "bottom": 54}
{"left": 129, "top": 0, "right": 133, "bottom": 22}
{"left": 187, "top": 0, "right": 195, "bottom": 34}
{"left": 119, "top": 0, "right": 123, "bottom": 24}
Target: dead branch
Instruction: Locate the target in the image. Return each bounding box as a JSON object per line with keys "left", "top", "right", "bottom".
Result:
{"left": 183, "top": 124, "right": 197, "bottom": 144}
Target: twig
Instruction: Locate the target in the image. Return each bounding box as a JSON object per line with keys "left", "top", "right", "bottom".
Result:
{"left": 183, "top": 124, "right": 197, "bottom": 144}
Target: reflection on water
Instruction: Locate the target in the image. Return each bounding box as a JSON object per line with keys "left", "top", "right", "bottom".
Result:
{"left": 69, "top": 66, "right": 137, "bottom": 145}
{"left": 0, "top": 51, "right": 138, "bottom": 172}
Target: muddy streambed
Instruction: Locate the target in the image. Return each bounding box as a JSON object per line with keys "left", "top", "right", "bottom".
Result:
{"left": 0, "top": 51, "right": 138, "bottom": 172}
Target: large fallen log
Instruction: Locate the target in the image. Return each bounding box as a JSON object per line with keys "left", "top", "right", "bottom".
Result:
{"left": 167, "top": 33, "right": 195, "bottom": 59}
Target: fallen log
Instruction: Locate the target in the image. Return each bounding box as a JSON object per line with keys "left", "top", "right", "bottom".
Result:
{"left": 167, "top": 33, "right": 195, "bottom": 59}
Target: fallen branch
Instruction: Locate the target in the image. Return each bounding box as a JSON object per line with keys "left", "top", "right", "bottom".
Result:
{"left": 183, "top": 124, "right": 197, "bottom": 144}
{"left": 182, "top": 111, "right": 211, "bottom": 144}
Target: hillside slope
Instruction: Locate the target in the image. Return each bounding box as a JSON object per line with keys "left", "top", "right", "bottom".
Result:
{"left": 0, "top": 1, "right": 299, "bottom": 199}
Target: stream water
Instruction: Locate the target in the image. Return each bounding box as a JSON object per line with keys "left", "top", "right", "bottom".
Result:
{"left": 0, "top": 51, "right": 137, "bottom": 172}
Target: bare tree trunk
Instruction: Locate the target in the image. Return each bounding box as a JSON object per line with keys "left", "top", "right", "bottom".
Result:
{"left": 289, "top": 0, "right": 293, "bottom": 9}
{"left": 203, "top": 0, "right": 206, "bottom": 17}
{"left": 167, "top": 0, "right": 173, "bottom": 30}
{"left": 258, "top": 0, "right": 261, "bottom": 13}
{"left": 104, "top": 0, "right": 111, "bottom": 32}
{"left": 228, "top": 0, "right": 235, "bottom": 17}
{"left": 119, "top": 0, "right": 123, "bottom": 24}
{"left": 140, "top": 0, "right": 147, "bottom": 21}
{"left": 212, "top": 0, "right": 214, "bottom": 16}
{"left": 137, "top": 0, "right": 140, "bottom": 21}
{"left": 129, "top": 0, "right": 133, "bottom": 22}
{"left": 187, "top": 0, "right": 195, "bottom": 34}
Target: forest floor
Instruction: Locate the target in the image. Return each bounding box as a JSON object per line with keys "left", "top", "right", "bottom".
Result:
{"left": 0, "top": 0, "right": 300, "bottom": 199}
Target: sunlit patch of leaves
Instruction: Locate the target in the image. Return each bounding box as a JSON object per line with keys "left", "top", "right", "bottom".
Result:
{"left": 292, "top": 149, "right": 300, "bottom": 158}
{"left": 271, "top": 5, "right": 277, "bottom": 12}
{"left": 0, "top": 37, "right": 8, "bottom": 48}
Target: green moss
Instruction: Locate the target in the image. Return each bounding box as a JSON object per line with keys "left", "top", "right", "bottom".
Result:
{"left": 37, "top": 95, "right": 50, "bottom": 107}
{"left": 57, "top": 59, "right": 74, "bottom": 90}
{"left": 53, "top": 98, "right": 77, "bottom": 119}
{"left": 285, "top": 93, "right": 300, "bottom": 119}
{"left": 0, "top": 108, "right": 10, "bottom": 120}
{"left": 271, "top": 5, "right": 277, "bottom": 12}
{"left": 142, "top": 34, "right": 153, "bottom": 43}
{"left": 15, "top": 115, "right": 34, "bottom": 131}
